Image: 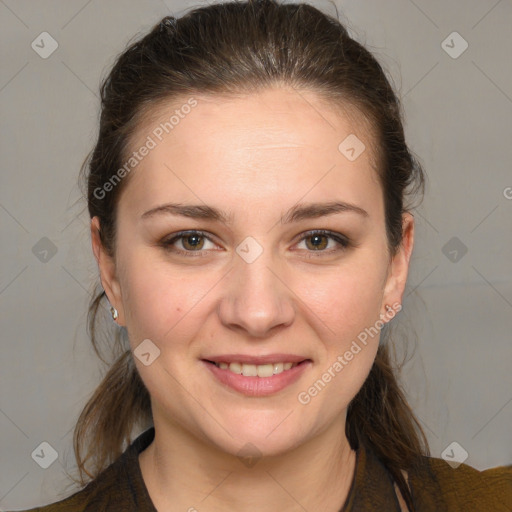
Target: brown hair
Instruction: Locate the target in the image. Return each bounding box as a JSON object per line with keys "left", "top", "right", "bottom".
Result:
{"left": 75, "top": 0, "right": 428, "bottom": 509}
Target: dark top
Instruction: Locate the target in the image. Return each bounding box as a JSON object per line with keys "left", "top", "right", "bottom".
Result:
{"left": 12, "top": 427, "right": 512, "bottom": 511}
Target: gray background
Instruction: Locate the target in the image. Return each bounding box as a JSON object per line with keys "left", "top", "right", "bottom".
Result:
{"left": 1, "top": 0, "right": 511, "bottom": 509}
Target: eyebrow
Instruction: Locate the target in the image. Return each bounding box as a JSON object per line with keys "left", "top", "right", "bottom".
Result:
{"left": 140, "top": 200, "right": 369, "bottom": 224}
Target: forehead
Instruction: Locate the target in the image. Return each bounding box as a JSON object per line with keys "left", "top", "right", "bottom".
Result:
{"left": 135, "top": 86, "right": 376, "bottom": 157}
{"left": 120, "top": 87, "right": 382, "bottom": 219}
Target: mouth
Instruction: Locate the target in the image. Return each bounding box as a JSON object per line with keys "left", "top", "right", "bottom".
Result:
{"left": 201, "top": 357, "right": 312, "bottom": 397}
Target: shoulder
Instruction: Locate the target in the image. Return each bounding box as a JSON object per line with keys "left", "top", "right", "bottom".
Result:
{"left": 9, "top": 467, "right": 120, "bottom": 512}
{"left": 408, "top": 455, "right": 512, "bottom": 511}
{"left": 10, "top": 464, "right": 133, "bottom": 512}
{"left": 10, "top": 462, "right": 134, "bottom": 512}
{"left": 9, "top": 489, "right": 90, "bottom": 512}
{"left": 9, "top": 427, "right": 156, "bottom": 512}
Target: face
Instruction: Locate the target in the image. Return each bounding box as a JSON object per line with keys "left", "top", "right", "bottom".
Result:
{"left": 92, "top": 87, "right": 414, "bottom": 457}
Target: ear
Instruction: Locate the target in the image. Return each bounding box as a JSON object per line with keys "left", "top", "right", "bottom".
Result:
{"left": 91, "top": 216, "right": 125, "bottom": 325}
{"left": 381, "top": 212, "right": 415, "bottom": 319}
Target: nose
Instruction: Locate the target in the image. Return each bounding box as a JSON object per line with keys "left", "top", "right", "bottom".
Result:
{"left": 217, "top": 243, "right": 295, "bottom": 338}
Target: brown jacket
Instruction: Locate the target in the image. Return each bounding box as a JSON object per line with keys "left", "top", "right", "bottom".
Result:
{"left": 11, "top": 427, "right": 512, "bottom": 511}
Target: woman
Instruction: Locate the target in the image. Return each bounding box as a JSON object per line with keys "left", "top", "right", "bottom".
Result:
{"left": 15, "top": 0, "right": 511, "bottom": 510}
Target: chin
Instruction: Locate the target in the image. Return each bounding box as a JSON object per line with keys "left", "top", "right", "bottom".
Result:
{"left": 198, "top": 412, "right": 313, "bottom": 460}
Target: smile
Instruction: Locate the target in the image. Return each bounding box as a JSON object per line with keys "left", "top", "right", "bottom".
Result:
{"left": 203, "top": 359, "right": 312, "bottom": 396}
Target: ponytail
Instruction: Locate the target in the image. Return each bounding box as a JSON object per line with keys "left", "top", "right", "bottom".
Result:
{"left": 346, "top": 341, "right": 429, "bottom": 511}
{"left": 72, "top": 291, "right": 151, "bottom": 487}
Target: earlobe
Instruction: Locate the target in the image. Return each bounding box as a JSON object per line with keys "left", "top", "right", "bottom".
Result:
{"left": 90, "top": 217, "right": 125, "bottom": 325}
{"left": 381, "top": 213, "right": 415, "bottom": 317}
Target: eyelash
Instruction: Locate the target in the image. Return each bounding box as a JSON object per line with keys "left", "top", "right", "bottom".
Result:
{"left": 160, "top": 229, "right": 350, "bottom": 259}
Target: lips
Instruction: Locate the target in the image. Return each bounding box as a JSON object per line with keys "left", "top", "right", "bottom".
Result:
{"left": 202, "top": 355, "right": 312, "bottom": 396}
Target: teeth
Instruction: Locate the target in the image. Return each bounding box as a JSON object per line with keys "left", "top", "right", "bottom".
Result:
{"left": 214, "top": 361, "right": 299, "bottom": 376}
{"left": 242, "top": 364, "right": 258, "bottom": 377}
{"left": 230, "top": 362, "right": 242, "bottom": 374}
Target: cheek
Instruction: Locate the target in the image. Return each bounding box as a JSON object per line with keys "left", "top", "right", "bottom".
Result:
{"left": 296, "top": 269, "right": 382, "bottom": 419}
{"left": 295, "top": 258, "right": 386, "bottom": 347}
{"left": 292, "top": 253, "right": 386, "bottom": 407}
{"left": 118, "top": 251, "right": 216, "bottom": 346}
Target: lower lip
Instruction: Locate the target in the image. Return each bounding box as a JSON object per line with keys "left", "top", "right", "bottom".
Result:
{"left": 202, "top": 360, "right": 312, "bottom": 397}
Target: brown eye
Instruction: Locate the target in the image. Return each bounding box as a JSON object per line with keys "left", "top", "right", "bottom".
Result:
{"left": 161, "top": 230, "right": 217, "bottom": 256}
{"left": 296, "top": 230, "right": 350, "bottom": 258}
{"left": 304, "top": 233, "right": 329, "bottom": 251}
{"left": 181, "top": 233, "right": 205, "bottom": 251}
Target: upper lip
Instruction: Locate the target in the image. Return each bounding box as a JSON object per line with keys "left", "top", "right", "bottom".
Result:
{"left": 203, "top": 354, "right": 310, "bottom": 365}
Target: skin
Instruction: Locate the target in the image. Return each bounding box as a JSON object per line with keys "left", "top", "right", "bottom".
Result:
{"left": 91, "top": 86, "right": 414, "bottom": 512}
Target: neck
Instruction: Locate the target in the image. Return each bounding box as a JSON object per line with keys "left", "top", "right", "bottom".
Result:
{"left": 139, "top": 414, "right": 356, "bottom": 512}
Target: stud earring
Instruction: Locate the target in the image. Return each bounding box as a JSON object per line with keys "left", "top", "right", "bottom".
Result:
{"left": 110, "top": 306, "right": 119, "bottom": 321}
{"left": 380, "top": 304, "right": 396, "bottom": 321}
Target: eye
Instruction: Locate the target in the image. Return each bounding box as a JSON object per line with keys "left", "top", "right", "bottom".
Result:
{"left": 161, "top": 230, "right": 218, "bottom": 257}
{"left": 294, "top": 230, "right": 350, "bottom": 258}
